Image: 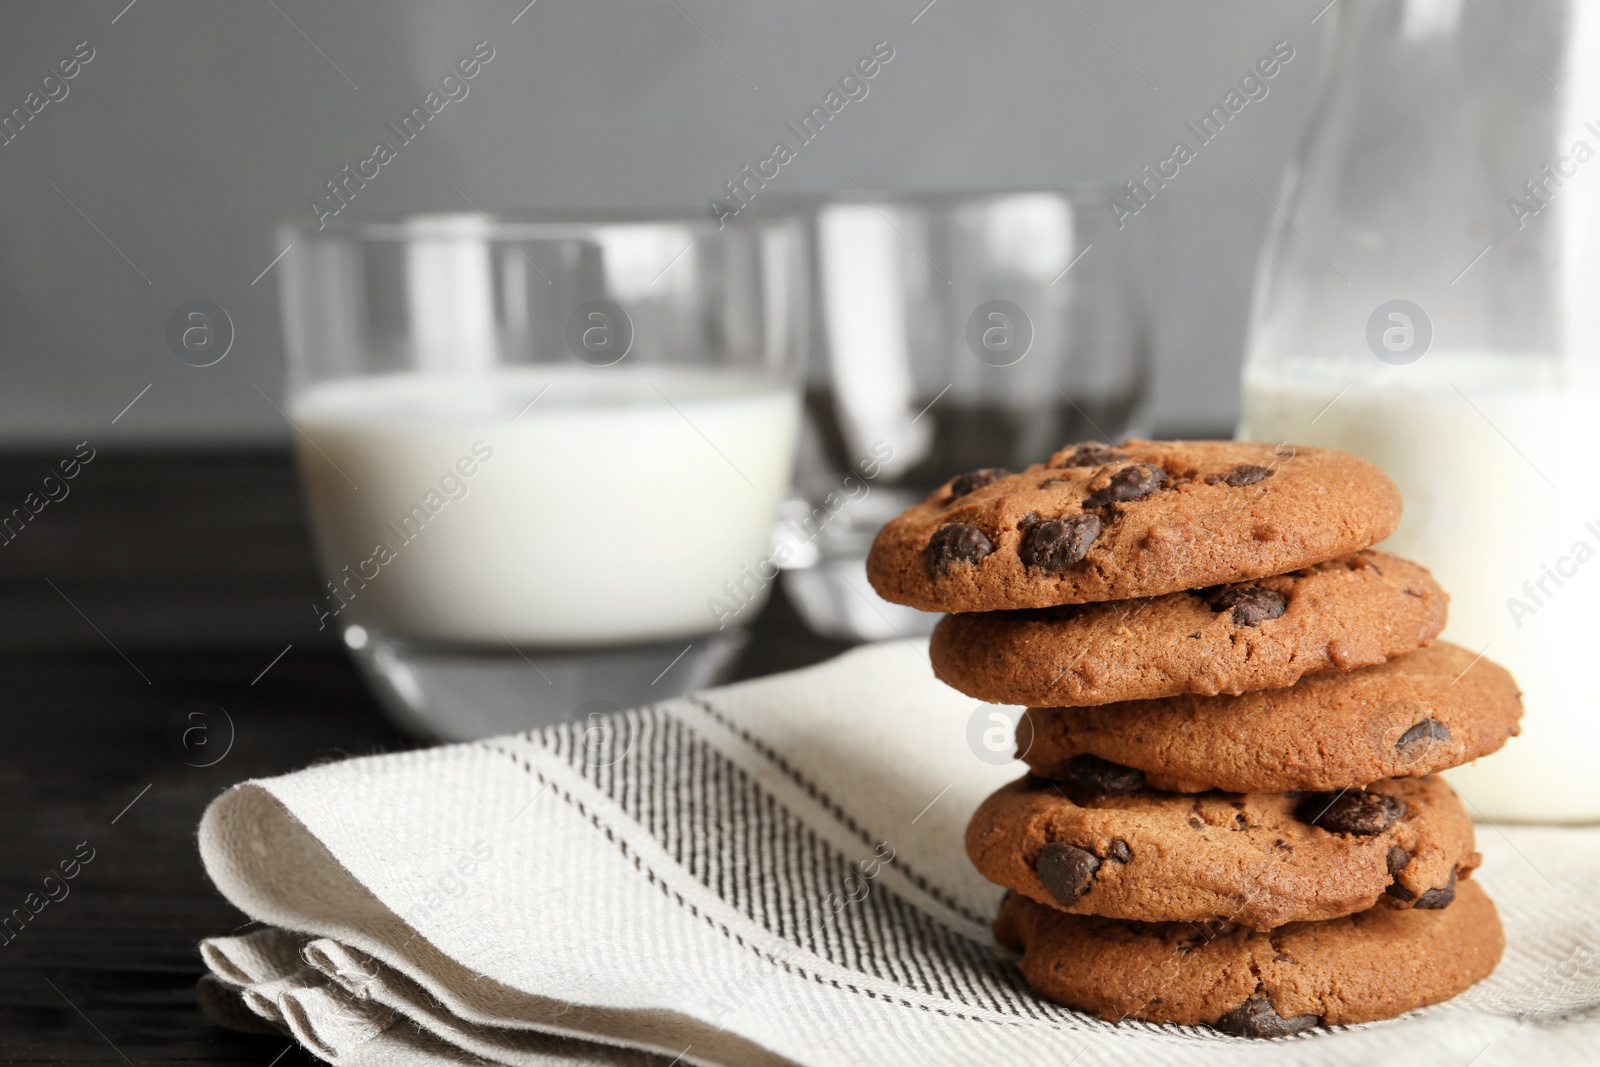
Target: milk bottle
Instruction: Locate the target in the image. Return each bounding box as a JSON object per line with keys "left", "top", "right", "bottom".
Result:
{"left": 1239, "top": 1, "right": 1600, "bottom": 819}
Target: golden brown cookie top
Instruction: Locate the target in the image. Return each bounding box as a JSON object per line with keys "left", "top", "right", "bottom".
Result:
{"left": 994, "top": 879, "right": 1503, "bottom": 1032}
{"left": 965, "top": 774, "right": 1477, "bottom": 930}
{"left": 1019, "top": 642, "right": 1522, "bottom": 792}
{"left": 932, "top": 549, "right": 1446, "bottom": 707}
{"left": 867, "top": 439, "right": 1402, "bottom": 612}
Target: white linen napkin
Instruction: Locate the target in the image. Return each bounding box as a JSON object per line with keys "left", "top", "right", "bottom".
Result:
{"left": 197, "top": 640, "right": 1600, "bottom": 1065}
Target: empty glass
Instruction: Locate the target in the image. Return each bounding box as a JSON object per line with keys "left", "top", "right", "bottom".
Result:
{"left": 776, "top": 188, "right": 1152, "bottom": 640}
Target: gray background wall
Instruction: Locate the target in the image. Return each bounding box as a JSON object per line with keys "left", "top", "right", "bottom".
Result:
{"left": 0, "top": 0, "right": 1326, "bottom": 444}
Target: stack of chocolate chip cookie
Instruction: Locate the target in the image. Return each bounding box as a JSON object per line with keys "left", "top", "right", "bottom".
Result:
{"left": 866, "top": 439, "right": 1522, "bottom": 1037}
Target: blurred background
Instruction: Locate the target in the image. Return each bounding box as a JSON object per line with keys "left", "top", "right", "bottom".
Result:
{"left": 0, "top": 0, "right": 1330, "bottom": 667}
{"left": 0, "top": 0, "right": 1321, "bottom": 447}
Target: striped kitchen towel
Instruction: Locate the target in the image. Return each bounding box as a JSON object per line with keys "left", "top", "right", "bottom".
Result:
{"left": 197, "top": 640, "right": 1600, "bottom": 1066}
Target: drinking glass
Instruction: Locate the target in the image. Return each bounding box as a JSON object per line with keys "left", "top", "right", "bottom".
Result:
{"left": 277, "top": 211, "right": 807, "bottom": 739}
{"left": 777, "top": 188, "right": 1152, "bottom": 641}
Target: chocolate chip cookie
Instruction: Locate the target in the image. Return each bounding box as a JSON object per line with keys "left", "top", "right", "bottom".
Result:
{"left": 1017, "top": 642, "right": 1522, "bottom": 792}
{"left": 867, "top": 440, "right": 1402, "bottom": 613}
{"left": 966, "top": 774, "right": 1478, "bottom": 930}
{"left": 932, "top": 550, "right": 1446, "bottom": 706}
{"left": 994, "top": 878, "right": 1503, "bottom": 1032}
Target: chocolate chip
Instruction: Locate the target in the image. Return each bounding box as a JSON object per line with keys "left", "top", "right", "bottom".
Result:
{"left": 1396, "top": 718, "right": 1452, "bottom": 756}
{"left": 948, "top": 467, "right": 1011, "bottom": 500}
{"left": 1083, "top": 464, "right": 1168, "bottom": 509}
{"left": 1019, "top": 513, "right": 1102, "bottom": 571}
{"left": 1415, "top": 869, "right": 1458, "bottom": 910}
{"left": 924, "top": 524, "right": 993, "bottom": 577}
{"left": 1053, "top": 443, "right": 1125, "bottom": 468}
{"left": 1385, "top": 846, "right": 1416, "bottom": 899}
{"left": 1017, "top": 511, "right": 1042, "bottom": 531}
{"left": 1057, "top": 754, "right": 1145, "bottom": 795}
{"left": 1205, "top": 464, "right": 1274, "bottom": 488}
{"left": 1187, "top": 815, "right": 1205, "bottom": 830}
{"left": 1035, "top": 842, "right": 1100, "bottom": 904}
{"left": 1296, "top": 790, "right": 1406, "bottom": 835}
{"left": 1037, "top": 477, "right": 1070, "bottom": 490}
{"left": 1214, "top": 996, "right": 1320, "bottom": 1039}
{"left": 1209, "top": 587, "right": 1288, "bottom": 627}
{"left": 1106, "top": 839, "right": 1131, "bottom": 863}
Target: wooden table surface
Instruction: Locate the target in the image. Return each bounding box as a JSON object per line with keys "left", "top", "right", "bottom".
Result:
{"left": 0, "top": 449, "right": 853, "bottom": 1065}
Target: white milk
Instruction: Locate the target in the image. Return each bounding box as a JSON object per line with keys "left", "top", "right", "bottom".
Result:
{"left": 1242, "top": 356, "right": 1600, "bottom": 822}
{"left": 290, "top": 367, "right": 799, "bottom": 647}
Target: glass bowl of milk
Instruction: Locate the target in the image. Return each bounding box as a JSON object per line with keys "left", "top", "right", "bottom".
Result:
{"left": 277, "top": 211, "right": 807, "bottom": 739}
{"left": 1240, "top": 0, "right": 1600, "bottom": 822}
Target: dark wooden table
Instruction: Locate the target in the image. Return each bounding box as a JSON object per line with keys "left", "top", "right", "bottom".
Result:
{"left": 0, "top": 449, "right": 853, "bottom": 1064}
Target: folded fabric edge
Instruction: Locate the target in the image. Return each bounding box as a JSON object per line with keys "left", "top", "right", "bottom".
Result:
{"left": 195, "top": 778, "right": 812, "bottom": 1067}
{"left": 196, "top": 973, "right": 283, "bottom": 1036}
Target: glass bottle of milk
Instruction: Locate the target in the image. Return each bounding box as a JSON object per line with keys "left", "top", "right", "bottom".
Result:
{"left": 1240, "top": 0, "right": 1600, "bottom": 822}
